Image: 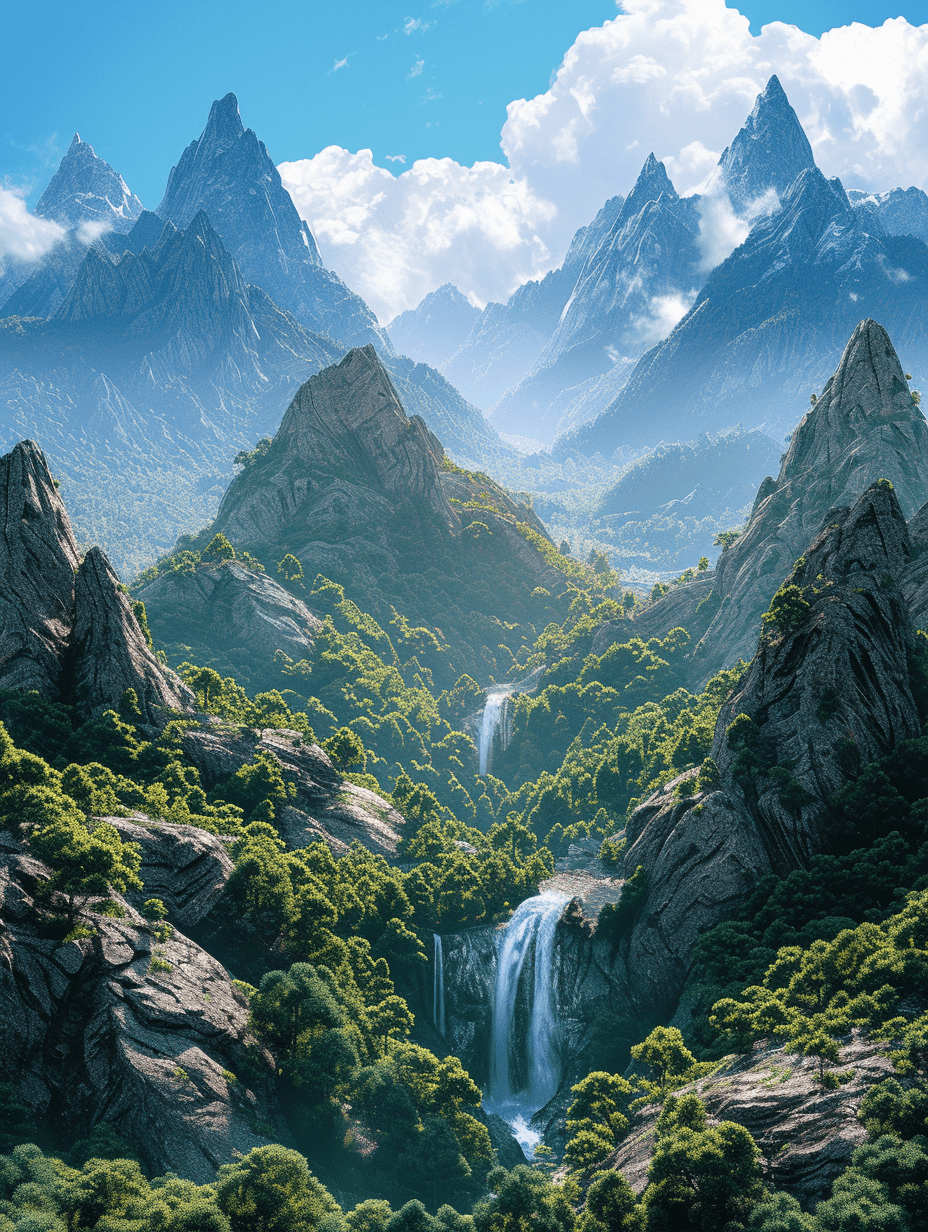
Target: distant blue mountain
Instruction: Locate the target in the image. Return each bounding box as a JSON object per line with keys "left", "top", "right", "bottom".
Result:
{"left": 156, "top": 94, "right": 390, "bottom": 352}
{"left": 559, "top": 166, "right": 928, "bottom": 458}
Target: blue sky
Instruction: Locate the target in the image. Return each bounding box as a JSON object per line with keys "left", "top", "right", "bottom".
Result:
{"left": 2, "top": 0, "right": 924, "bottom": 209}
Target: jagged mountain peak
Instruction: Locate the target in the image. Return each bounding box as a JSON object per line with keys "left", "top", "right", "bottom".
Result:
{"left": 782, "top": 319, "right": 922, "bottom": 483}
{"left": 388, "top": 283, "right": 480, "bottom": 369}
{"left": 35, "top": 134, "right": 143, "bottom": 233}
{"left": 719, "top": 73, "right": 816, "bottom": 212}
{"left": 693, "top": 318, "right": 928, "bottom": 670}
{"left": 72, "top": 545, "right": 194, "bottom": 723}
{"left": 202, "top": 91, "right": 246, "bottom": 151}
{"left": 620, "top": 153, "right": 678, "bottom": 222}
{"left": 269, "top": 344, "right": 450, "bottom": 508}
{"left": 155, "top": 94, "right": 388, "bottom": 350}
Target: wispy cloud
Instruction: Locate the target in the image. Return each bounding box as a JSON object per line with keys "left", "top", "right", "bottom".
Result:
{"left": 422, "top": 87, "right": 442, "bottom": 104}
{"left": 328, "top": 55, "right": 351, "bottom": 74}
{"left": 408, "top": 58, "right": 425, "bottom": 79}
{"left": 404, "top": 16, "right": 432, "bottom": 34}
{"left": 386, "top": 154, "right": 407, "bottom": 164}
{"left": 0, "top": 186, "right": 65, "bottom": 263}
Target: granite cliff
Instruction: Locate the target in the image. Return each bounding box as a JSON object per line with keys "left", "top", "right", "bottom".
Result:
{"left": 0, "top": 440, "right": 190, "bottom": 721}
{"left": 632, "top": 320, "right": 928, "bottom": 672}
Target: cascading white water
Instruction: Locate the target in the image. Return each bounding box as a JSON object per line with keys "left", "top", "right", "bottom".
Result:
{"left": 485, "top": 892, "right": 567, "bottom": 1155}
{"left": 433, "top": 933, "right": 446, "bottom": 1036}
{"left": 479, "top": 691, "right": 508, "bottom": 776}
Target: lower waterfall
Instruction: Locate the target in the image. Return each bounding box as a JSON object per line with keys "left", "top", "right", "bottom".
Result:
{"left": 485, "top": 892, "right": 567, "bottom": 1155}
{"left": 433, "top": 934, "right": 445, "bottom": 1036}
{"left": 478, "top": 691, "right": 508, "bottom": 776}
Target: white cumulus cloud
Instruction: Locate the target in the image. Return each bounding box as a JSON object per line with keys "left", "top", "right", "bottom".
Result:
{"left": 280, "top": 0, "right": 928, "bottom": 321}
{"left": 0, "top": 187, "right": 65, "bottom": 264}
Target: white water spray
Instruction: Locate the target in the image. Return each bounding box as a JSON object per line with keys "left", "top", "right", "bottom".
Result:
{"left": 433, "top": 934, "right": 445, "bottom": 1036}
{"left": 479, "top": 691, "right": 508, "bottom": 776}
{"left": 485, "top": 892, "right": 567, "bottom": 1153}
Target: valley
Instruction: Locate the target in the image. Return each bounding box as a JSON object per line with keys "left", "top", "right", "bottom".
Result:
{"left": 0, "top": 38, "right": 927, "bottom": 1232}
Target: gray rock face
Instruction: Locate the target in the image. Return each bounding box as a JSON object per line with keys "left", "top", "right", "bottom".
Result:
{"left": 181, "top": 726, "right": 402, "bottom": 860}
{"left": 606, "top": 1035, "right": 892, "bottom": 1207}
{"left": 0, "top": 440, "right": 189, "bottom": 721}
{"left": 693, "top": 320, "right": 928, "bottom": 674}
{"left": 0, "top": 836, "right": 283, "bottom": 1181}
{"left": 388, "top": 284, "right": 481, "bottom": 370}
{"left": 719, "top": 75, "right": 816, "bottom": 212}
{"left": 618, "top": 481, "right": 922, "bottom": 1014}
{"left": 198, "top": 346, "right": 559, "bottom": 669}
{"left": 217, "top": 345, "right": 457, "bottom": 543}
{"left": 109, "top": 817, "right": 233, "bottom": 929}
{"left": 0, "top": 441, "right": 80, "bottom": 697}
{"left": 138, "top": 560, "right": 322, "bottom": 664}
{"left": 156, "top": 93, "right": 387, "bottom": 351}
{"left": 72, "top": 547, "right": 194, "bottom": 723}
{"left": 36, "top": 134, "right": 144, "bottom": 233}
{"left": 628, "top": 576, "right": 715, "bottom": 644}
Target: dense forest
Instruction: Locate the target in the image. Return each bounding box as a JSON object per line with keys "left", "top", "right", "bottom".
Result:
{"left": 3, "top": 478, "right": 927, "bottom": 1231}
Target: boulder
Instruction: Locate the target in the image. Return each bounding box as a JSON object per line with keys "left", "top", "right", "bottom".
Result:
{"left": 0, "top": 836, "right": 285, "bottom": 1181}
{"left": 138, "top": 560, "right": 322, "bottom": 663}
{"left": 181, "top": 726, "right": 402, "bottom": 860}
{"left": 109, "top": 816, "right": 233, "bottom": 928}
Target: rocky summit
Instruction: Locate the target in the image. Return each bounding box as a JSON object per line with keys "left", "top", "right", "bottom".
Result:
{"left": 140, "top": 344, "right": 580, "bottom": 684}
{"left": 633, "top": 319, "right": 928, "bottom": 672}
{"left": 157, "top": 93, "right": 388, "bottom": 351}
{"left": 0, "top": 440, "right": 190, "bottom": 719}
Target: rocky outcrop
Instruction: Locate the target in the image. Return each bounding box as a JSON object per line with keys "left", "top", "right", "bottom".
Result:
{"left": 628, "top": 575, "right": 715, "bottom": 643}
{"left": 0, "top": 836, "right": 283, "bottom": 1181}
{"left": 0, "top": 441, "right": 81, "bottom": 697}
{"left": 619, "top": 481, "right": 923, "bottom": 1014}
{"left": 605, "top": 1035, "right": 892, "bottom": 1207}
{"left": 181, "top": 726, "right": 402, "bottom": 860}
{"left": 630, "top": 320, "right": 928, "bottom": 674}
{"left": 138, "top": 560, "right": 322, "bottom": 663}
{"left": 0, "top": 440, "right": 191, "bottom": 722}
{"left": 72, "top": 547, "right": 194, "bottom": 723}
{"left": 143, "top": 345, "right": 566, "bottom": 684}
{"left": 216, "top": 346, "right": 459, "bottom": 544}
{"left": 109, "top": 817, "right": 233, "bottom": 928}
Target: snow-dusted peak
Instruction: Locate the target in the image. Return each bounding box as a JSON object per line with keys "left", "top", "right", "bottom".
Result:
{"left": 719, "top": 74, "right": 816, "bottom": 213}
{"left": 34, "top": 135, "right": 144, "bottom": 234}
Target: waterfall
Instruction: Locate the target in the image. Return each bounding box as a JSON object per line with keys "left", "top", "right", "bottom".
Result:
{"left": 485, "top": 892, "right": 567, "bottom": 1153}
{"left": 479, "top": 691, "right": 508, "bottom": 776}
{"left": 433, "top": 933, "right": 445, "bottom": 1036}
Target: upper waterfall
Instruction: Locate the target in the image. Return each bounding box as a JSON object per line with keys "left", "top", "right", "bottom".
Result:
{"left": 485, "top": 892, "right": 567, "bottom": 1153}
{"left": 479, "top": 690, "right": 508, "bottom": 775}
